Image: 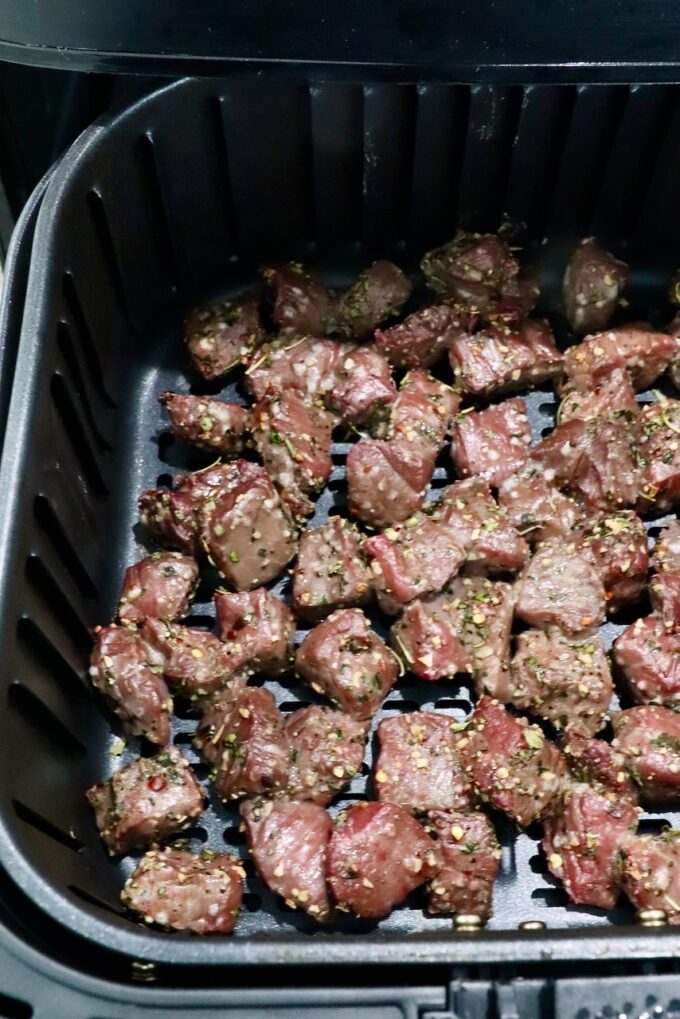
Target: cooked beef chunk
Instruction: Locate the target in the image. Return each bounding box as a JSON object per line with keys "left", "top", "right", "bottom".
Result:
{"left": 563, "top": 326, "right": 676, "bottom": 392}
{"left": 327, "top": 802, "right": 438, "bottom": 919}
{"left": 449, "top": 319, "right": 562, "bottom": 397}
{"left": 434, "top": 478, "right": 529, "bottom": 574}
{"left": 451, "top": 398, "right": 531, "bottom": 488}
{"left": 516, "top": 541, "right": 606, "bottom": 637}
{"left": 246, "top": 336, "right": 348, "bottom": 405}
{"left": 558, "top": 368, "right": 639, "bottom": 425}
{"left": 241, "top": 798, "right": 332, "bottom": 921}
{"left": 122, "top": 848, "right": 244, "bottom": 933}
{"left": 457, "top": 696, "right": 565, "bottom": 827}
{"left": 390, "top": 370, "right": 460, "bottom": 449}
{"left": 329, "top": 260, "right": 412, "bottom": 339}
{"left": 485, "top": 268, "right": 541, "bottom": 325}
{"left": 160, "top": 392, "right": 250, "bottom": 456}
{"left": 613, "top": 615, "right": 680, "bottom": 706}
{"left": 374, "top": 712, "right": 473, "bottom": 812}
{"left": 363, "top": 512, "right": 466, "bottom": 614}
{"left": 390, "top": 596, "right": 472, "bottom": 683}
{"left": 295, "top": 608, "right": 398, "bottom": 720}
{"left": 425, "top": 809, "right": 500, "bottom": 919}
{"left": 89, "top": 625, "right": 172, "bottom": 745}
{"left": 251, "top": 390, "right": 333, "bottom": 519}
{"left": 498, "top": 463, "right": 583, "bottom": 544}
{"left": 638, "top": 398, "right": 680, "bottom": 514}
{"left": 621, "top": 830, "right": 680, "bottom": 922}
{"left": 613, "top": 705, "right": 680, "bottom": 805}
{"left": 329, "top": 344, "right": 397, "bottom": 425}
{"left": 570, "top": 510, "right": 649, "bottom": 611}
{"left": 562, "top": 238, "right": 629, "bottom": 336}
{"left": 185, "top": 294, "right": 264, "bottom": 380}
{"left": 293, "top": 517, "right": 372, "bottom": 621}
{"left": 117, "top": 552, "right": 199, "bottom": 627}
{"left": 141, "top": 618, "right": 244, "bottom": 707}
{"left": 347, "top": 439, "right": 434, "bottom": 529}
{"left": 420, "top": 232, "right": 519, "bottom": 309}
{"left": 283, "top": 705, "right": 368, "bottom": 805}
{"left": 445, "top": 576, "right": 517, "bottom": 699}
{"left": 375, "top": 302, "right": 472, "bottom": 369}
{"left": 562, "top": 734, "right": 636, "bottom": 799}
{"left": 214, "top": 587, "right": 295, "bottom": 676}
{"left": 509, "top": 630, "right": 612, "bottom": 737}
{"left": 650, "top": 571, "right": 680, "bottom": 631}
{"left": 261, "top": 262, "right": 330, "bottom": 335}
{"left": 87, "top": 747, "right": 204, "bottom": 854}
{"left": 652, "top": 520, "right": 680, "bottom": 572}
{"left": 195, "top": 688, "right": 289, "bottom": 802}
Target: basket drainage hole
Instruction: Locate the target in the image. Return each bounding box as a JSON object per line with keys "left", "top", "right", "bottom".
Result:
{"left": 242, "top": 892, "right": 261, "bottom": 912}
{"left": 0, "top": 992, "right": 32, "bottom": 1019}
{"left": 156, "top": 473, "right": 173, "bottom": 489}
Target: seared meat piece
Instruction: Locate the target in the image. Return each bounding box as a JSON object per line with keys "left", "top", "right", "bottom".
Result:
{"left": 347, "top": 438, "right": 434, "bottom": 529}
{"left": 141, "top": 618, "right": 244, "bottom": 707}
{"left": 375, "top": 302, "right": 472, "bottom": 369}
{"left": 516, "top": 541, "right": 606, "bottom": 637}
{"left": 89, "top": 625, "right": 172, "bottom": 745}
{"left": 284, "top": 705, "right": 368, "bottom": 805}
{"left": 558, "top": 368, "right": 639, "bottom": 425}
{"left": 329, "top": 260, "right": 412, "bottom": 339}
{"left": 199, "top": 463, "right": 297, "bottom": 588}
{"left": 425, "top": 809, "right": 500, "bottom": 919}
{"left": 251, "top": 390, "right": 333, "bottom": 518}
{"left": 451, "top": 398, "right": 531, "bottom": 488}
{"left": 621, "top": 830, "right": 680, "bottom": 923}
{"left": 160, "top": 392, "right": 250, "bottom": 456}
{"left": 449, "top": 319, "right": 562, "bottom": 397}
{"left": 486, "top": 267, "right": 540, "bottom": 325}
{"left": 86, "top": 747, "right": 204, "bottom": 854}
{"left": 292, "top": 517, "right": 372, "bottom": 621}
{"left": 563, "top": 734, "right": 636, "bottom": 799}
{"left": 420, "top": 232, "right": 519, "bottom": 309}
{"left": 117, "top": 552, "right": 199, "bottom": 626}
{"left": 613, "top": 615, "right": 680, "bottom": 706}
{"left": 185, "top": 294, "right": 263, "bottom": 380}
{"left": 390, "top": 370, "right": 460, "bottom": 450}
{"left": 374, "top": 712, "right": 473, "bottom": 812}
{"left": 457, "top": 696, "right": 565, "bottom": 827}
{"left": 651, "top": 571, "right": 680, "bottom": 631}
{"left": 613, "top": 705, "right": 680, "bottom": 805}
{"left": 241, "top": 798, "right": 332, "bottom": 921}
{"left": 562, "top": 238, "right": 629, "bottom": 336}
{"left": 122, "top": 848, "right": 244, "bottom": 933}
{"left": 261, "top": 262, "right": 330, "bottom": 335}
{"left": 652, "top": 520, "right": 680, "bottom": 572}
{"left": 329, "top": 344, "right": 397, "bottom": 426}
{"left": 295, "top": 608, "right": 398, "bottom": 720}
{"left": 363, "top": 512, "right": 466, "bottom": 614}
{"left": 563, "top": 325, "right": 676, "bottom": 392}
{"left": 195, "top": 688, "right": 289, "bottom": 801}
{"left": 327, "top": 802, "right": 438, "bottom": 919}
{"left": 638, "top": 398, "right": 680, "bottom": 514}
{"left": 498, "top": 464, "right": 583, "bottom": 544}
{"left": 390, "top": 596, "right": 471, "bottom": 683}
{"left": 509, "top": 630, "right": 612, "bottom": 737}
{"left": 246, "top": 336, "right": 347, "bottom": 405}
{"left": 446, "top": 576, "right": 517, "bottom": 699}
{"left": 214, "top": 587, "right": 294, "bottom": 676}
{"left": 570, "top": 510, "right": 649, "bottom": 611}
{"left": 434, "top": 478, "right": 529, "bottom": 574}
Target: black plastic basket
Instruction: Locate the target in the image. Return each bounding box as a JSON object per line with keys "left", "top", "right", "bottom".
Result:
{"left": 3, "top": 75, "right": 680, "bottom": 975}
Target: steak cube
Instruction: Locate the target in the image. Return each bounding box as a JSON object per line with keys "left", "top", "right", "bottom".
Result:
{"left": 516, "top": 541, "right": 606, "bottom": 637}
{"left": 374, "top": 712, "right": 473, "bottom": 812}
{"left": 425, "top": 810, "right": 500, "bottom": 919}
{"left": 613, "top": 615, "right": 680, "bottom": 706}
{"left": 558, "top": 368, "right": 639, "bottom": 425}
{"left": 390, "top": 370, "right": 461, "bottom": 452}
{"left": 509, "top": 630, "right": 612, "bottom": 737}
{"left": 613, "top": 705, "right": 680, "bottom": 805}
{"left": 327, "top": 802, "right": 438, "bottom": 919}
{"left": 347, "top": 438, "right": 433, "bottom": 529}
{"left": 283, "top": 705, "right": 369, "bottom": 805}
{"left": 117, "top": 552, "right": 199, "bottom": 627}
{"left": 485, "top": 267, "right": 540, "bottom": 325}
{"left": 246, "top": 336, "right": 347, "bottom": 406}
{"left": 160, "top": 392, "right": 250, "bottom": 456}
{"left": 329, "top": 260, "right": 412, "bottom": 339}
{"left": 122, "top": 848, "right": 244, "bottom": 933}
{"left": 214, "top": 588, "right": 295, "bottom": 676}
{"left": 390, "top": 596, "right": 471, "bottom": 683}
{"left": 292, "top": 517, "right": 372, "bottom": 621}
{"left": 621, "top": 831, "right": 680, "bottom": 923}
{"left": 638, "top": 398, "right": 680, "bottom": 513}
{"left": 448, "top": 319, "right": 562, "bottom": 397}
{"left": 434, "top": 478, "right": 529, "bottom": 574}
{"left": 329, "top": 345, "right": 397, "bottom": 425}
{"left": 563, "top": 734, "right": 636, "bottom": 800}
{"left": 195, "top": 688, "right": 289, "bottom": 801}
{"left": 241, "top": 798, "right": 332, "bottom": 921}
{"left": 375, "top": 302, "right": 472, "bottom": 369}
{"left": 498, "top": 463, "right": 583, "bottom": 544}
{"left": 86, "top": 747, "right": 204, "bottom": 855}
{"left": 89, "top": 625, "right": 172, "bottom": 745}
{"left": 570, "top": 510, "right": 649, "bottom": 611}
{"left": 652, "top": 520, "right": 680, "bottom": 572}
{"left": 563, "top": 326, "right": 676, "bottom": 392}
{"left": 457, "top": 696, "right": 565, "bottom": 827}
{"left": 451, "top": 398, "right": 531, "bottom": 488}
{"left": 295, "top": 609, "right": 398, "bottom": 721}
{"left": 445, "top": 576, "right": 517, "bottom": 700}
{"left": 650, "top": 571, "right": 680, "bottom": 631}
{"left": 562, "top": 238, "right": 629, "bottom": 336}
{"left": 420, "top": 232, "right": 519, "bottom": 308}
{"left": 141, "top": 618, "right": 245, "bottom": 707}
{"left": 261, "top": 262, "right": 330, "bottom": 335}
{"left": 185, "top": 294, "right": 263, "bottom": 380}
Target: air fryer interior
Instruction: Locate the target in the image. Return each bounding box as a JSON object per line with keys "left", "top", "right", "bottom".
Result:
{"left": 2, "top": 77, "right": 680, "bottom": 965}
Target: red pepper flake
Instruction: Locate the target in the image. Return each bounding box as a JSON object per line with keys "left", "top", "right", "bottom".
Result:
{"left": 148, "top": 776, "right": 167, "bottom": 792}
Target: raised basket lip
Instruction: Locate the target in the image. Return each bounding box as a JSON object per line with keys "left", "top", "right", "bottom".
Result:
{"left": 0, "top": 75, "right": 677, "bottom": 967}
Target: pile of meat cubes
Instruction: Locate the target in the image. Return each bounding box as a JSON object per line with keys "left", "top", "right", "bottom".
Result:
{"left": 87, "top": 234, "right": 680, "bottom": 934}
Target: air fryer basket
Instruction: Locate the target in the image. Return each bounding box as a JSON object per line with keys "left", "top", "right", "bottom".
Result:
{"left": 3, "top": 75, "right": 680, "bottom": 968}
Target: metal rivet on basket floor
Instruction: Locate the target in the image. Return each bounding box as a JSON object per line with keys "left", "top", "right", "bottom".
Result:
{"left": 454, "top": 913, "right": 483, "bottom": 932}
{"left": 131, "top": 960, "right": 158, "bottom": 982}
{"left": 518, "top": 920, "right": 547, "bottom": 931}
{"left": 637, "top": 908, "right": 668, "bottom": 927}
